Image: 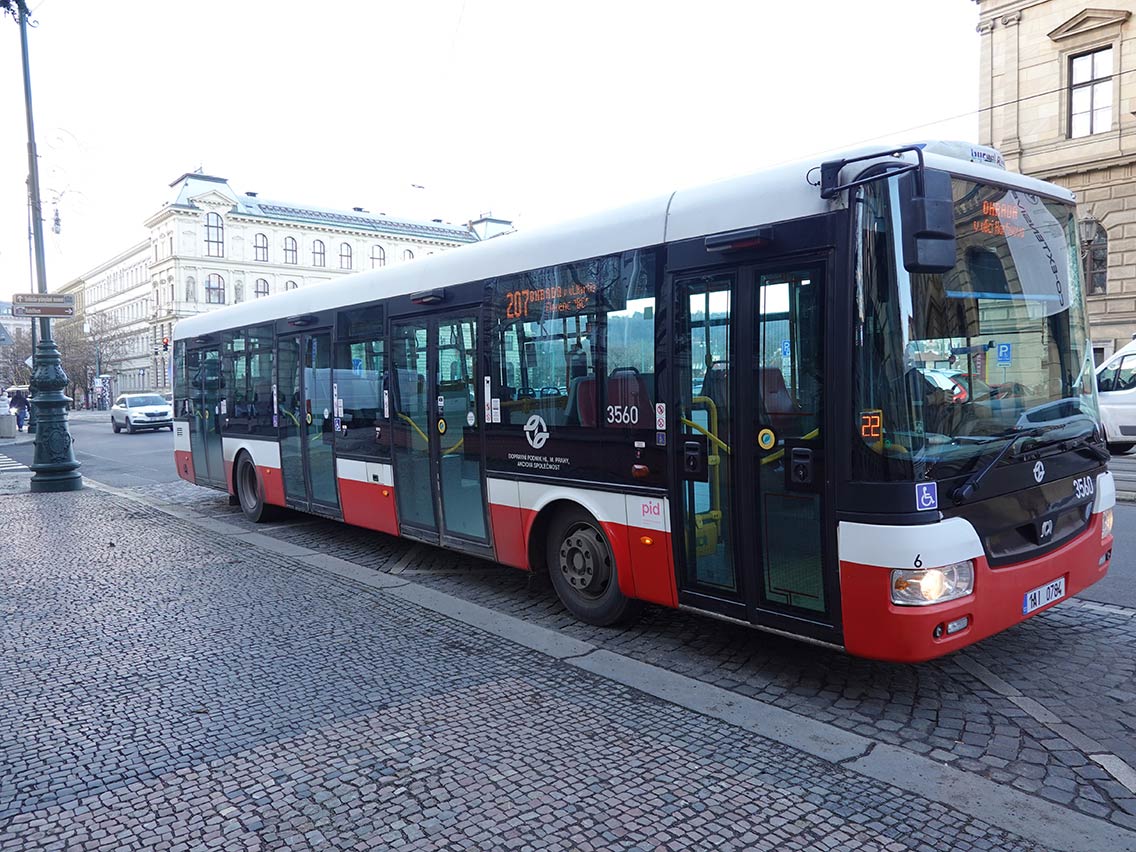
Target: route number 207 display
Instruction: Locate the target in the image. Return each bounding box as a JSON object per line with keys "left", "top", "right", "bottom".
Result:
{"left": 606, "top": 405, "right": 640, "bottom": 425}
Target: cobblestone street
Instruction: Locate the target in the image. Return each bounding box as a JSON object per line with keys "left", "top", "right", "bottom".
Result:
{"left": 1, "top": 479, "right": 1134, "bottom": 850}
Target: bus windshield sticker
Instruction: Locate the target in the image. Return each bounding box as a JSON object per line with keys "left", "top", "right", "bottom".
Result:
{"left": 484, "top": 376, "right": 492, "bottom": 422}
{"left": 655, "top": 402, "right": 666, "bottom": 431}
{"left": 491, "top": 398, "right": 501, "bottom": 423}
{"left": 383, "top": 389, "right": 389, "bottom": 419}
{"left": 915, "top": 482, "right": 938, "bottom": 512}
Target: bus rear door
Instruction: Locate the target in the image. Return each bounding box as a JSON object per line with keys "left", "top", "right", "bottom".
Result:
{"left": 389, "top": 309, "right": 490, "bottom": 550}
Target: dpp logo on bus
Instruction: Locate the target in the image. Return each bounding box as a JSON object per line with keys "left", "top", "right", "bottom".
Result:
{"left": 524, "top": 414, "right": 549, "bottom": 449}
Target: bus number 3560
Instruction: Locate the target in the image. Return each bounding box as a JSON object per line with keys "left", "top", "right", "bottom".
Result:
{"left": 1073, "top": 476, "right": 1095, "bottom": 500}
{"left": 607, "top": 405, "right": 639, "bottom": 425}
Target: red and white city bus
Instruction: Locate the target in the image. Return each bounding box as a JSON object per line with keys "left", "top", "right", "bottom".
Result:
{"left": 173, "top": 141, "right": 1114, "bottom": 662}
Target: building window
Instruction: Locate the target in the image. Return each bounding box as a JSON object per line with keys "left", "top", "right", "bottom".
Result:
{"left": 205, "top": 273, "right": 225, "bottom": 304}
{"left": 312, "top": 239, "right": 326, "bottom": 267}
{"left": 255, "top": 278, "right": 269, "bottom": 298}
{"left": 340, "top": 242, "right": 353, "bottom": 270}
{"left": 1083, "top": 222, "right": 1108, "bottom": 295}
{"left": 285, "top": 280, "right": 298, "bottom": 291}
{"left": 371, "top": 245, "right": 386, "bottom": 269}
{"left": 284, "top": 236, "right": 297, "bottom": 264}
{"left": 254, "top": 233, "right": 269, "bottom": 262}
{"left": 401, "top": 249, "right": 414, "bottom": 262}
{"left": 205, "top": 213, "right": 224, "bottom": 257}
{"left": 1071, "top": 47, "right": 1113, "bottom": 139}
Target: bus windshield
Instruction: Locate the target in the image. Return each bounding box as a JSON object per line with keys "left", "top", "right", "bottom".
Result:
{"left": 853, "top": 174, "right": 1099, "bottom": 482}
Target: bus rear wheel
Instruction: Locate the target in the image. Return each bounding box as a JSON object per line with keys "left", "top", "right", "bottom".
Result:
{"left": 546, "top": 507, "right": 641, "bottom": 626}
{"left": 236, "top": 455, "right": 278, "bottom": 523}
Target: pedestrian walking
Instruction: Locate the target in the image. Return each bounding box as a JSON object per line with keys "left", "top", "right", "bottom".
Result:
{"left": 10, "top": 390, "right": 28, "bottom": 432}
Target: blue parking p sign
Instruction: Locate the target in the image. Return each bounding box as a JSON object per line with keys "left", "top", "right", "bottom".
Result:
{"left": 915, "top": 482, "right": 938, "bottom": 512}
{"left": 997, "top": 343, "right": 1012, "bottom": 365}
{"left": 781, "top": 340, "right": 791, "bottom": 357}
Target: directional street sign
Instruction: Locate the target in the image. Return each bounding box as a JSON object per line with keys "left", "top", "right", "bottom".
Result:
{"left": 12, "top": 292, "right": 75, "bottom": 318}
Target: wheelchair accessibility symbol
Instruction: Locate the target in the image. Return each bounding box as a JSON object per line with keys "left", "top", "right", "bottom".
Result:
{"left": 915, "top": 482, "right": 938, "bottom": 512}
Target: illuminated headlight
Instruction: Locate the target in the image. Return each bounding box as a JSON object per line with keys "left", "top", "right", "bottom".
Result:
{"left": 1102, "top": 508, "right": 1114, "bottom": 541}
{"left": 890, "top": 560, "right": 974, "bottom": 606}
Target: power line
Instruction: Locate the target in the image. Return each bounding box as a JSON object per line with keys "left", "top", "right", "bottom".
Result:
{"left": 807, "top": 65, "right": 1136, "bottom": 160}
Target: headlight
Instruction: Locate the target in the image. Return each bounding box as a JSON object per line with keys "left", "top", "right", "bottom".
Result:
{"left": 890, "top": 560, "right": 974, "bottom": 606}
{"left": 1102, "top": 508, "right": 1114, "bottom": 541}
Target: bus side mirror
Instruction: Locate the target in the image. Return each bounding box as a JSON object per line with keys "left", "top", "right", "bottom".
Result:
{"left": 899, "top": 168, "right": 957, "bottom": 274}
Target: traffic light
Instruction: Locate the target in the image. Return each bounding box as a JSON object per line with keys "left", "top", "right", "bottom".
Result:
{"left": 162, "top": 337, "right": 169, "bottom": 352}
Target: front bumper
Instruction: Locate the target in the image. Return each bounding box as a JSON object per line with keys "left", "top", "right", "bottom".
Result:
{"left": 840, "top": 513, "right": 1112, "bottom": 662}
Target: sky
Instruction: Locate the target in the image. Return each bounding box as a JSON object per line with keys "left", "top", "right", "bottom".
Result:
{"left": 0, "top": 0, "right": 980, "bottom": 302}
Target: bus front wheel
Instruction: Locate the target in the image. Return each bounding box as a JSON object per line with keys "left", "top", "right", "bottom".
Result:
{"left": 546, "top": 507, "right": 641, "bottom": 626}
{"left": 236, "top": 454, "right": 278, "bottom": 523}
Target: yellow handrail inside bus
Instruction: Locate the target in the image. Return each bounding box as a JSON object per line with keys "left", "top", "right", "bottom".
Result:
{"left": 442, "top": 438, "right": 465, "bottom": 456}
{"left": 398, "top": 412, "right": 430, "bottom": 445}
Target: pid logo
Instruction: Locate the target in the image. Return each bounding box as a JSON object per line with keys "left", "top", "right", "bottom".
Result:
{"left": 640, "top": 499, "right": 663, "bottom": 529}
{"left": 523, "top": 414, "right": 549, "bottom": 449}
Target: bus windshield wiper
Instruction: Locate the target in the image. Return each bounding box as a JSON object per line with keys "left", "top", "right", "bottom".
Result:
{"left": 951, "top": 425, "right": 1062, "bottom": 505}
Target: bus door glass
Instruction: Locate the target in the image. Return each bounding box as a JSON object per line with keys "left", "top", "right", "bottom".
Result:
{"left": 390, "top": 313, "right": 488, "bottom": 544}
{"left": 752, "top": 266, "right": 828, "bottom": 618}
{"left": 187, "top": 345, "right": 224, "bottom": 487}
{"left": 676, "top": 273, "right": 741, "bottom": 600}
{"left": 277, "top": 332, "right": 340, "bottom": 512}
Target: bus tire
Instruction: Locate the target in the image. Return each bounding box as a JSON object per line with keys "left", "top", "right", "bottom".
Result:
{"left": 235, "top": 454, "right": 278, "bottom": 523}
{"left": 1108, "top": 443, "right": 1134, "bottom": 455}
{"left": 546, "top": 506, "right": 641, "bottom": 626}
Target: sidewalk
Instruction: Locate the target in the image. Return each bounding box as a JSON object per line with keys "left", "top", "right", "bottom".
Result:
{"left": 2, "top": 481, "right": 1133, "bottom": 851}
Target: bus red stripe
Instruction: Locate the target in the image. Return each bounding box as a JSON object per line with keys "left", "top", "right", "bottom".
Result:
{"left": 338, "top": 478, "right": 398, "bottom": 536}
{"left": 174, "top": 450, "right": 195, "bottom": 484}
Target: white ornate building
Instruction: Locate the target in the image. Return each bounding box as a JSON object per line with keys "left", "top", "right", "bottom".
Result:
{"left": 58, "top": 172, "right": 510, "bottom": 396}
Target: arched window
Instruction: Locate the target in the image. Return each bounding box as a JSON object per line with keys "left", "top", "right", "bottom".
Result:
{"left": 371, "top": 245, "right": 386, "bottom": 269}
{"left": 254, "top": 233, "right": 269, "bottom": 262}
{"left": 283, "top": 236, "right": 298, "bottom": 264}
{"left": 205, "top": 273, "right": 225, "bottom": 304}
{"left": 285, "top": 280, "right": 298, "bottom": 291}
{"left": 340, "top": 242, "right": 353, "bottom": 270}
{"left": 255, "top": 278, "right": 270, "bottom": 298}
{"left": 1083, "top": 222, "right": 1109, "bottom": 295}
{"left": 204, "top": 213, "right": 224, "bottom": 257}
{"left": 312, "top": 239, "right": 326, "bottom": 267}
{"left": 401, "top": 248, "right": 414, "bottom": 262}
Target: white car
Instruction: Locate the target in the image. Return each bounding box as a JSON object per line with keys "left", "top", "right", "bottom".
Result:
{"left": 1096, "top": 339, "right": 1136, "bottom": 454}
{"left": 111, "top": 393, "right": 173, "bottom": 434}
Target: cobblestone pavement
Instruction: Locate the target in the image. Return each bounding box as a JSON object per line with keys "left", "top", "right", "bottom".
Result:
{"left": 124, "top": 479, "right": 1136, "bottom": 835}
{"left": 0, "top": 485, "right": 1078, "bottom": 851}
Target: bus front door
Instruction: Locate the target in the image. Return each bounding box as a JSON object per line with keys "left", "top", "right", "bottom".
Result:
{"left": 675, "top": 262, "right": 836, "bottom": 635}
{"left": 278, "top": 332, "right": 340, "bottom": 514}
{"left": 389, "top": 312, "right": 488, "bottom": 548}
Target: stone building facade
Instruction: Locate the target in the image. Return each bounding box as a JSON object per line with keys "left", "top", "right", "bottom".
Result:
{"left": 975, "top": 1, "right": 1136, "bottom": 361}
{"left": 58, "top": 172, "right": 509, "bottom": 400}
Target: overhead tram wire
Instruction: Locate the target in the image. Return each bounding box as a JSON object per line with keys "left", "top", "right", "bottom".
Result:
{"left": 788, "top": 64, "right": 1136, "bottom": 167}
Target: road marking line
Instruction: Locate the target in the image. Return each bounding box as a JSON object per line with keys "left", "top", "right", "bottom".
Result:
{"left": 0, "top": 454, "right": 29, "bottom": 472}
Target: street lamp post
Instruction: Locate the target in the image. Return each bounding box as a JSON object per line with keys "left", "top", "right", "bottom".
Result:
{"left": 6, "top": 0, "right": 81, "bottom": 491}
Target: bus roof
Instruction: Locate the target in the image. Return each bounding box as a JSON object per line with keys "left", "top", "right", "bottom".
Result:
{"left": 174, "top": 146, "right": 1076, "bottom": 341}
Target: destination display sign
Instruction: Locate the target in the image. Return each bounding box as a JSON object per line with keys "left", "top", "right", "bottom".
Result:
{"left": 12, "top": 293, "right": 75, "bottom": 317}
{"left": 972, "top": 200, "right": 1026, "bottom": 240}
{"left": 503, "top": 280, "right": 599, "bottom": 320}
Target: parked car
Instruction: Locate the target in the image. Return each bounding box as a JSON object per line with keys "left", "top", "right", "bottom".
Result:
{"left": 110, "top": 392, "right": 173, "bottom": 434}
{"left": 1096, "top": 339, "right": 1136, "bottom": 454}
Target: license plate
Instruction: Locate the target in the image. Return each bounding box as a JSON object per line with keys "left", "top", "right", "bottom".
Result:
{"left": 1022, "top": 577, "right": 1065, "bottom": 615}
